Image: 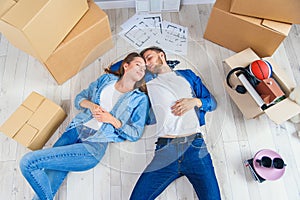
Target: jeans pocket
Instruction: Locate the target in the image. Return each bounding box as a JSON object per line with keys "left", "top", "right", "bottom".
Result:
{"left": 155, "top": 143, "right": 168, "bottom": 151}
{"left": 191, "top": 137, "right": 205, "bottom": 149}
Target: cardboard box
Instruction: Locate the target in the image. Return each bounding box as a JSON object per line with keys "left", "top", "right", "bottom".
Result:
{"left": 224, "top": 48, "right": 300, "bottom": 124}
{"left": 0, "top": 0, "right": 15, "bottom": 17}
{"left": 203, "top": 0, "right": 292, "bottom": 57}
{"left": 230, "top": 0, "right": 300, "bottom": 24}
{"left": 0, "top": 92, "right": 67, "bottom": 150}
{"left": 0, "top": 0, "right": 88, "bottom": 62}
{"left": 44, "top": 1, "right": 113, "bottom": 84}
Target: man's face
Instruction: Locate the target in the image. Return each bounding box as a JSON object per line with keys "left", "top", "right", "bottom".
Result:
{"left": 143, "top": 50, "right": 164, "bottom": 74}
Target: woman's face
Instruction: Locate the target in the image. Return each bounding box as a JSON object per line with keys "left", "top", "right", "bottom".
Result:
{"left": 124, "top": 57, "right": 146, "bottom": 81}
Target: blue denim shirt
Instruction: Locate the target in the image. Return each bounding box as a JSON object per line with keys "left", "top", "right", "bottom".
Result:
{"left": 146, "top": 69, "right": 217, "bottom": 126}
{"left": 66, "top": 73, "right": 149, "bottom": 143}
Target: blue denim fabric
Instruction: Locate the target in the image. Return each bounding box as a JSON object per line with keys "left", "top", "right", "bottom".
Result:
{"left": 146, "top": 69, "right": 217, "bottom": 126}
{"left": 20, "top": 128, "right": 108, "bottom": 200}
{"left": 67, "top": 73, "right": 149, "bottom": 143}
{"left": 130, "top": 137, "right": 221, "bottom": 200}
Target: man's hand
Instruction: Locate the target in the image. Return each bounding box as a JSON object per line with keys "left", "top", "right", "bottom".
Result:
{"left": 171, "top": 98, "right": 202, "bottom": 116}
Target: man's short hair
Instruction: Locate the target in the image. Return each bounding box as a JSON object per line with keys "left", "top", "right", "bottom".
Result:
{"left": 140, "top": 46, "right": 167, "bottom": 61}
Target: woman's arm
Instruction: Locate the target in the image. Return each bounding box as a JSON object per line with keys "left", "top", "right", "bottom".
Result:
{"left": 74, "top": 75, "right": 109, "bottom": 110}
{"left": 115, "top": 95, "right": 150, "bottom": 142}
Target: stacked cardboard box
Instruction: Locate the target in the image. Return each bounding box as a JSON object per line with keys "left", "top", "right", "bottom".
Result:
{"left": 0, "top": 0, "right": 113, "bottom": 84}
{"left": 230, "top": 0, "right": 300, "bottom": 24}
{"left": 0, "top": 92, "right": 67, "bottom": 150}
{"left": 224, "top": 48, "right": 300, "bottom": 124}
{"left": 204, "top": 0, "right": 293, "bottom": 57}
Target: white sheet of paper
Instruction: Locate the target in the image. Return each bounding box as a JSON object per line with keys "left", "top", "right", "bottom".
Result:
{"left": 120, "top": 14, "right": 188, "bottom": 54}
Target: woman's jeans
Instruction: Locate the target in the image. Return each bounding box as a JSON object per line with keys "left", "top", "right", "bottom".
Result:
{"left": 19, "top": 127, "right": 108, "bottom": 200}
{"left": 130, "top": 136, "right": 221, "bottom": 200}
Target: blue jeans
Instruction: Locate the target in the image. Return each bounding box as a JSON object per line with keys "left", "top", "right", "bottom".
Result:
{"left": 130, "top": 136, "right": 221, "bottom": 200}
{"left": 19, "top": 127, "right": 108, "bottom": 200}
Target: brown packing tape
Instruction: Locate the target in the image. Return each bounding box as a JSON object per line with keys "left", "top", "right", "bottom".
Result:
{"left": 0, "top": 106, "right": 33, "bottom": 138}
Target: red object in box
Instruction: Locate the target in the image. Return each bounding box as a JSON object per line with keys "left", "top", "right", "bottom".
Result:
{"left": 255, "top": 78, "right": 284, "bottom": 104}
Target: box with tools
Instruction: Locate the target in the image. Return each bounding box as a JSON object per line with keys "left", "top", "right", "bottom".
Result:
{"left": 224, "top": 48, "right": 300, "bottom": 124}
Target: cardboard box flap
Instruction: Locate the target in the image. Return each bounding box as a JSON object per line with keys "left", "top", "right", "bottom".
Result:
{"left": 265, "top": 98, "right": 300, "bottom": 124}
{"left": 1, "top": 0, "right": 48, "bottom": 29}
{"left": 0, "top": 20, "right": 38, "bottom": 57}
{"left": 27, "top": 99, "right": 63, "bottom": 129}
{"left": 0, "top": 106, "right": 33, "bottom": 137}
{"left": 224, "top": 48, "right": 260, "bottom": 69}
{"left": 60, "top": 2, "right": 108, "bottom": 44}
{"left": 1, "top": 0, "right": 89, "bottom": 62}
{"left": 14, "top": 124, "right": 38, "bottom": 146}
{"left": 0, "top": 0, "right": 16, "bottom": 17}
{"left": 29, "top": 110, "right": 66, "bottom": 150}
{"left": 262, "top": 20, "right": 291, "bottom": 36}
{"left": 22, "top": 92, "right": 45, "bottom": 111}
{"left": 215, "top": 0, "right": 230, "bottom": 11}
{"left": 225, "top": 82, "right": 263, "bottom": 119}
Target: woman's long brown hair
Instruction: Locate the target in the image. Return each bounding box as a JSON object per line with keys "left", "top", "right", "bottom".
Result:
{"left": 105, "top": 52, "right": 147, "bottom": 93}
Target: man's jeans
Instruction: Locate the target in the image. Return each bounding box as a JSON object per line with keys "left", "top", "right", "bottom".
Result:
{"left": 130, "top": 136, "right": 221, "bottom": 200}
{"left": 19, "top": 127, "right": 108, "bottom": 200}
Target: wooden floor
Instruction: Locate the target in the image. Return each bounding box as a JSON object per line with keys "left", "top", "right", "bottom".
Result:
{"left": 1, "top": 4, "right": 300, "bottom": 200}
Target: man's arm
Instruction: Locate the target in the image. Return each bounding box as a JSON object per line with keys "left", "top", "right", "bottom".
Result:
{"left": 172, "top": 69, "right": 217, "bottom": 116}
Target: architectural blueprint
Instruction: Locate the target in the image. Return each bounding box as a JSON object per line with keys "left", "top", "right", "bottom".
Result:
{"left": 119, "top": 14, "right": 188, "bottom": 55}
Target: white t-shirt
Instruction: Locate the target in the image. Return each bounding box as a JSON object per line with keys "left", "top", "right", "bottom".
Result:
{"left": 147, "top": 71, "right": 203, "bottom": 137}
{"left": 83, "top": 80, "right": 123, "bottom": 130}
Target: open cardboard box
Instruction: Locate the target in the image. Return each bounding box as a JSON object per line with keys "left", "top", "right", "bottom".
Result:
{"left": 0, "top": 0, "right": 88, "bottom": 62}
{"left": 44, "top": 1, "right": 113, "bottom": 85}
{"left": 230, "top": 0, "right": 300, "bottom": 24}
{"left": 224, "top": 48, "right": 300, "bottom": 124}
{"left": 0, "top": 92, "right": 67, "bottom": 150}
{"left": 203, "top": 0, "right": 292, "bottom": 57}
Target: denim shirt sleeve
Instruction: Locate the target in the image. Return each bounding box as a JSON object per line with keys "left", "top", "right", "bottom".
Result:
{"left": 74, "top": 75, "right": 108, "bottom": 110}
{"left": 115, "top": 94, "right": 150, "bottom": 142}
{"left": 181, "top": 69, "right": 217, "bottom": 112}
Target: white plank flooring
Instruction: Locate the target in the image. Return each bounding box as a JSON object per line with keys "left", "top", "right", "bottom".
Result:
{"left": 1, "top": 4, "right": 300, "bottom": 200}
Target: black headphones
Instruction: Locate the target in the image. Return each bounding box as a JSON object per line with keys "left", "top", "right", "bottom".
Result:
{"left": 226, "top": 67, "right": 258, "bottom": 94}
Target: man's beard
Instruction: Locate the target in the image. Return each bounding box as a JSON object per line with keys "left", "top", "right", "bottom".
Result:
{"left": 151, "top": 57, "right": 164, "bottom": 74}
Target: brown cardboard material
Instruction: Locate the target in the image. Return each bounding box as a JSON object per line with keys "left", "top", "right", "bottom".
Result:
{"left": 0, "top": 92, "right": 67, "bottom": 150}
{"left": 43, "top": 1, "right": 113, "bottom": 85}
{"left": 0, "top": 0, "right": 88, "bottom": 62}
{"left": 224, "top": 48, "right": 300, "bottom": 124}
{"left": 230, "top": 0, "right": 300, "bottom": 24}
{"left": 255, "top": 78, "right": 285, "bottom": 104}
{"left": 203, "top": 0, "right": 292, "bottom": 58}
{"left": 0, "top": 0, "right": 15, "bottom": 17}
